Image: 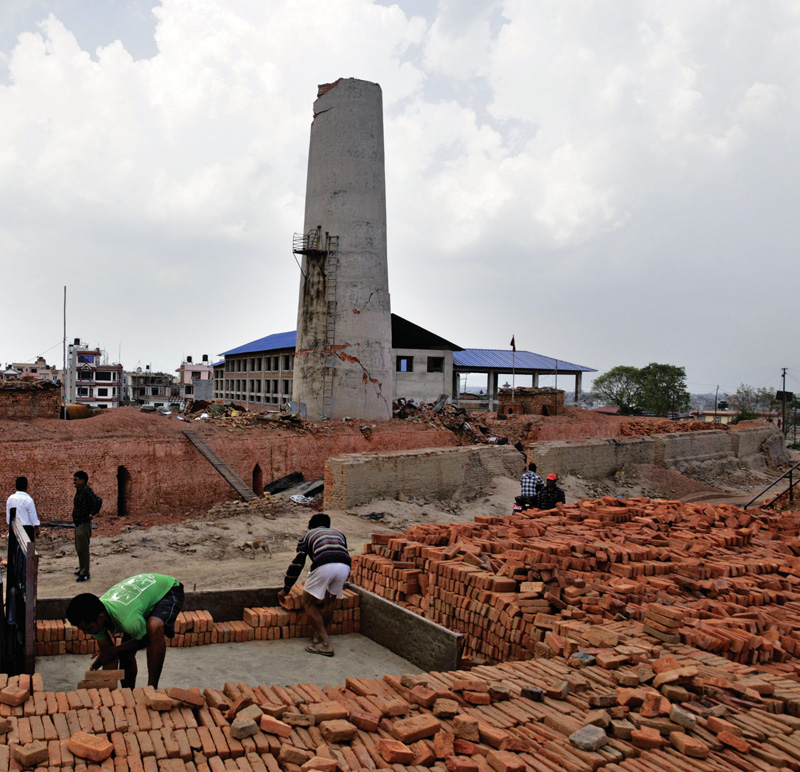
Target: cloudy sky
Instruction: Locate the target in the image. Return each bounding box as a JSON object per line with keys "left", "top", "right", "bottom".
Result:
{"left": 1, "top": 0, "right": 798, "bottom": 397}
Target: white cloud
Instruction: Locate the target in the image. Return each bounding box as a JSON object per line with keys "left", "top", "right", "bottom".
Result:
{"left": 0, "top": 0, "right": 798, "bottom": 393}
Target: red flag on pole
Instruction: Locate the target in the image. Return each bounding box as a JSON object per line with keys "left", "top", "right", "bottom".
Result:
{"left": 510, "top": 335, "right": 516, "bottom": 352}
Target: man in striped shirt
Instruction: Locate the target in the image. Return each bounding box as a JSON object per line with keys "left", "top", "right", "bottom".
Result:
{"left": 278, "top": 513, "right": 351, "bottom": 657}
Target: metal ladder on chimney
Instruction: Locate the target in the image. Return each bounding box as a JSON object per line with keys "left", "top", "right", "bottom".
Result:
{"left": 320, "top": 235, "right": 339, "bottom": 421}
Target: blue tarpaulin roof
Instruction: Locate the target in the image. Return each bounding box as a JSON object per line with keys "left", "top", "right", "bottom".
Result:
{"left": 454, "top": 349, "right": 595, "bottom": 372}
{"left": 219, "top": 330, "right": 297, "bottom": 357}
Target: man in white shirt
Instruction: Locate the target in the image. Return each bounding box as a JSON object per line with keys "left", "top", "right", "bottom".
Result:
{"left": 6, "top": 476, "right": 40, "bottom": 541}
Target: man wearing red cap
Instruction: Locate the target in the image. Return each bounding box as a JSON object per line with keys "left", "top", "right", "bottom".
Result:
{"left": 538, "top": 473, "right": 566, "bottom": 510}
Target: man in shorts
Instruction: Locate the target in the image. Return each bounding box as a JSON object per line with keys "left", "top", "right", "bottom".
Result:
{"left": 66, "top": 573, "right": 184, "bottom": 688}
{"left": 278, "top": 513, "right": 351, "bottom": 657}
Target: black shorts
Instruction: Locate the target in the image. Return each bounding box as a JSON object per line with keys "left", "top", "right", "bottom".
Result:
{"left": 150, "top": 582, "right": 184, "bottom": 638}
{"left": 121, "top": 583, "right": 185, "bottom": 644}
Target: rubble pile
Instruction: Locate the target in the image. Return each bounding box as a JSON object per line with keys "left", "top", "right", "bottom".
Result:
{"left": 200, "top": 494, "right": 284, "bottom": 521}
{"left": 618, "top": 420, "right": 727, "bottom": 437}
{"left": 351, "top": 498, "right": 800, "bottom": 668}
{"left": 393, "top": 400, "right": 498, "bottom": 446}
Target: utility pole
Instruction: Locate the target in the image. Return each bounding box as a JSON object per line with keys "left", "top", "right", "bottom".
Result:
{"left": 782, "top": 368, "right": 788, "bottom": 436}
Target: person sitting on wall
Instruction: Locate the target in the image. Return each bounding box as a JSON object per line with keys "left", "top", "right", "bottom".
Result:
{"left": 537, "top": 473, "right": 566, "bottom": 510}
{"left": 517, "top": 463, "right": 544, "bottom": 509}
{"left": 66, "top": 573, "right": 184, "bottom": 688}
{"left": 278, "top": 513, "right": 351, "bottom": 657}
{"left": 6, "top": 476, "right": 40, "bottom": 541}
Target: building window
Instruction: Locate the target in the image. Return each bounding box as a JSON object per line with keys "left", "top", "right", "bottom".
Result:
{"left": 185, "top": 385, "right": 193, "bottom": 395}
{"left": 256, "top": 358, "right": 262, "bottom": 371}
{"left": 78, "top": 387, "right": 89, "bottom": 397}
{"left": 96, "top": 371, "right": 112, "bottom": 381}
{"left": 283, "top": 354, "right": 292, "bottom": 370}
{"left": 427, "top": 357, "right": 444, "bottom": 373}
{"left": 396, "top": 356, "right": 413, "bottom": 373}
{"left": 282, "top": 380, "right": 289, "bottom": 394}
{"left": 273, "top": 356, "right": 279, "bottom": 371}
{"left": 78, "top": 355, "right": 94, "bottom": 364}
{"left": 97, "top": 388, "right": 108, "bottom": 397}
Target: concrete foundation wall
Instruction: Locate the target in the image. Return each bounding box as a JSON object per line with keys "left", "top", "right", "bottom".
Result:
{"left": 653, "top": 430, "right": 730, "bottom": 466}
{"left": 730, "top": 426, "right": 785, "bottom": 462}
{"left": 527, "top": 437, "right": 656, "bottom": 477}
{"left": 527, "top": 425, "right": 786, "bottom": 479}
{"left": 325, "top": 445, "right": 523, "bottom": 509}
{"left": 348, "top": 584, "right": 462, "bottom": 672}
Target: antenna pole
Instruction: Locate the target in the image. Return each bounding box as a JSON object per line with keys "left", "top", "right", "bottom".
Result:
{"left": 63, "top": 286, "right": 67, "bottom": 417}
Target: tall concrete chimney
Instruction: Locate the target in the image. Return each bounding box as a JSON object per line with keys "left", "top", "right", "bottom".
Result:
{"left": 292, "top": 78, "right": 394, "bottom": 422}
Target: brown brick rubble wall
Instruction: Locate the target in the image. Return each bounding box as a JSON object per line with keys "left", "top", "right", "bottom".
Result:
{"left": 498, "top": 388, "right": 564, "bottom": 416}
{"left": 0, "top": 427, "right": 455, "bottom": 519}
{"left": 0, "top": 384, "right": 61, "bottom": 419}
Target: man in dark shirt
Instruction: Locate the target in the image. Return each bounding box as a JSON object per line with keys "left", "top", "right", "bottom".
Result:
{"left": 278, "top": 513, "right": 351, "bottom": 657}
{"left": 537, "top": 473, "right": 566, "bottom": 510}
{"left": 72, "top": 470, "right": 102, "bottom": 583}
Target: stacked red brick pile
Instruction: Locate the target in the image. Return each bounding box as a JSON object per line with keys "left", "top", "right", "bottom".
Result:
{"left": 7, "top": 632, "right": 800, "bottom": 772}
{"left": 36, "top": 589, "right": 360, "bottom": 656}
{"left": 350, "top": 498, "right": 800, "bottom": 667}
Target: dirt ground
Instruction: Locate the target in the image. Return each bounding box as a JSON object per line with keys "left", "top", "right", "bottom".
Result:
{"left": 25, "top": 449, "right": 796, "bottom": 600}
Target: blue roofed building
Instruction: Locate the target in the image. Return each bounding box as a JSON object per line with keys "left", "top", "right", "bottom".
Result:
{"left": 214, "top": 320, "right": 595, "bottom": 414}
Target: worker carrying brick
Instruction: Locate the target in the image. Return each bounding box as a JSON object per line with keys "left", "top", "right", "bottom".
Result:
{"left": 66, "top": 573, "right": 185, "bottom": 688}
{"left": 537, "top": 473, "right": 566, "bottom": 510}
{"left": 278, "top": 513, "right": 351, "bottom": 657}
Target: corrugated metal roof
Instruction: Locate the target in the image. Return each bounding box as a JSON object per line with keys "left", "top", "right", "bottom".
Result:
{"left": 454, "top": 349, "right": 595, "bottom": 372}
{"left": 219, "top": 330, "right": 297, "bottom": 357}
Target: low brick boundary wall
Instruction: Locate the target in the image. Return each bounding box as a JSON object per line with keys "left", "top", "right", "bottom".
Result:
{"left": 324, "top": 445, "right": 523, "bottom": 509}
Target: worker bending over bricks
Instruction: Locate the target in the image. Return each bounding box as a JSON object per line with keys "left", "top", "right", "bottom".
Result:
{"left": 66, "top": 572, "right": 184, "bottom": 688}
{"left": 278, "top": 513, "right": 351, "bottom": 657}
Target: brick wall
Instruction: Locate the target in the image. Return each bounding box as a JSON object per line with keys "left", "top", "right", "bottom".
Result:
{"left": 498, "top": 388, "right": 564, "bottom": 416}
{"left": 0, "top": 426, "right": 454, "bottom": 519}
{"left": 324, "top": 445, "right": 524, "bottom": 509}
{"left": 0, "top": 382, "right": 61, "bottom": 419}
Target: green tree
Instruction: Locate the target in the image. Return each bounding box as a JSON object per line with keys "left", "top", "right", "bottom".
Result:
{"left": 591, "top": 366, "right": 642, "bottom": 414}
{"left": 637, "top": 363, "right": 690, "bottom": 416}
{"left": 729, "top": 384, "right": 762, "bottom": 422}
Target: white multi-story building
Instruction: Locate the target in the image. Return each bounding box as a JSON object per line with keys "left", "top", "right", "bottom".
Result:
{"left": 65, "top": 339, "right": 123, "bottom": 409}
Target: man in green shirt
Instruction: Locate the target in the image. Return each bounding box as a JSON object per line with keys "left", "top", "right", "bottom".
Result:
{"left": 67, "top": 573, "right": 184, "bottom": 688}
